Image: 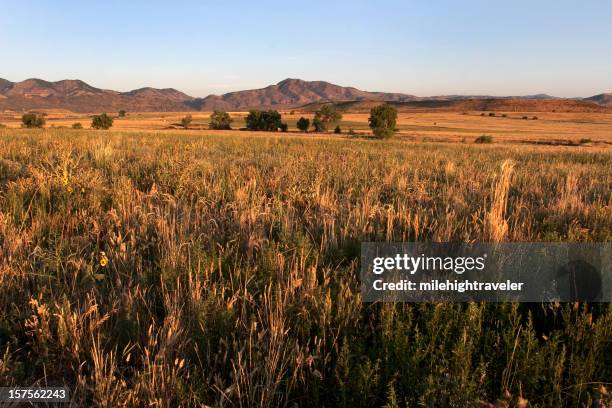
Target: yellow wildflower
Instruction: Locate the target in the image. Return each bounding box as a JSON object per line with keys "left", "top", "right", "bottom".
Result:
{"left": 100, "top": 252, "right": 108, "bottom": 267}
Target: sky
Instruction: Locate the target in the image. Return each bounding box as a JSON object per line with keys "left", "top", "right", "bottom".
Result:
{"left": 1, "top": 0, "right": 611, "bottom": 98}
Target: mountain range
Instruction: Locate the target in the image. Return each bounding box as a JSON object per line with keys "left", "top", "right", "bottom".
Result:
{"left": 0, "top": 77, "right": 609, "bottom": 113}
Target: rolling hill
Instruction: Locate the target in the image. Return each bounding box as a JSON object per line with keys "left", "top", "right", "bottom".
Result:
{"left": 300, "top": 98, "right": 610, "bottom": 113}
{"left": 0, "top": 77, "right": 610, "bottom": 113}
{"left": 189, "top": 78, "right": 417, "bottom": 110}
{"left": 583, "top": 93, "right": 612, "bottom": 107}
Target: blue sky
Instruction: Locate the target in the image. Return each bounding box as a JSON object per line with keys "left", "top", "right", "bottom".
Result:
{"left": 1, "top": 0, "right": 610, "bottom": 97}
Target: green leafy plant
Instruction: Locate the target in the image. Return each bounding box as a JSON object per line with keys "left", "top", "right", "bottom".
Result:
{"left": 209, "top": 111, "right": 232, "bottom": 130}
{"left": 369, "top": 104, "right": 398, "bottom": 139}
{"left": 91, "top": 113, "right": 113, "bottom": 129}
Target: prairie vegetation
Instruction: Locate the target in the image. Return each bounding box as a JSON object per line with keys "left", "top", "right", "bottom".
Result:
{"left": 0, "top": 129, "right": 610, "bottom": 407}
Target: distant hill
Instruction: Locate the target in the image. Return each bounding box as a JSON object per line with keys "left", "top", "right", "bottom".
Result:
{"left": 583, "top": 93, "right": 612, "bottom": 107}
{"left": 0, "top": 78, "right": 194, "bottom": 112}
{"left": 300, "top": 98, "right": 610, "bottom": 113}
{"left": 0, "top": 77, "right": 610, "bottom": 113}
{"left": 189, "top": 78, "right": 418, "bottom": 111}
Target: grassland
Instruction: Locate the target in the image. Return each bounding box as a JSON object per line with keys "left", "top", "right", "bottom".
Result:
{"left": 0, "top": 126, "right": 611, "bottom": 407}
{"left": 1, "top": 110, "right": 611, "bottom": 145}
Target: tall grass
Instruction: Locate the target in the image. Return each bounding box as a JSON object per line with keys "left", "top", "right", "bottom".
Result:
{"left": 0, "top": 129, "right": 610, "bottom": 407}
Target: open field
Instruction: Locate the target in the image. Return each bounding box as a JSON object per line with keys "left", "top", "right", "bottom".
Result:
{"left": 1, "top": 110, "right": 611, "bottom": 145}
{"left": 0, "top": 128, "right": 610, "bottom": 406}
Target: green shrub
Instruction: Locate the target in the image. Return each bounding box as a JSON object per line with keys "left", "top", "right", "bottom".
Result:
{"left": 369, "top": 104, "right": 398, "bottom": 139}
{"left": 297, "top": 117, "right": 310, "bottom": 132}
{"left": 72, "top": 122, "right": 83, "bottom": 129}
{"left": 280, "top": 123, "right": 288, "bottom": 132}
{"left": 475, "top": 135, "right": 494, "bottom": 144}
{"left": 489, "top": 112, "right": 495, "bottom": 117}
{"left": 21, "top": 113, "right": 46, "bottom": 128}
{"left": 118, "top": 110, "right": 127, "bottom": 118}
{"left": 246, "top": 110, "right": 282, "bottom": 131}
{"left": 181, "top": 114, "right": 192, "bottom": 128}
{"left": 91, "top": 113, "right": 113, "bottom": 129}
{"left": 313, "top": 105, "right": 342, "bottom": 132}
{"left": 334, "top": 125, "right": 341, "bottom": 134}
{"left": 209, "top": 111, "right": 232, "bottom": 130}
{"left": 579, "top": 138, "right": 592, "bottom": 144}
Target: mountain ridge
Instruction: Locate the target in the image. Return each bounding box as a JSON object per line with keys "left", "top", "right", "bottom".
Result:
{"left": 0, "top": 77, "right": 609, "bottom": 112}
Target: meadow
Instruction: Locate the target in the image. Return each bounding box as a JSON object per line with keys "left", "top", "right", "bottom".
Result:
{"left": 0, "top": 127, "right": 610, "bottom": 407}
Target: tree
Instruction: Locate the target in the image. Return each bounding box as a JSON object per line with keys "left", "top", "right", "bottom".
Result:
{"left": 209, "top": 111, "right": 232, "bottom": 130}
{"left": 181, "top": 114, "right": 192, "bottom": 128}
{"left": 21, "top": 113, "right": 45, "bottom": 128}
{"left": 368, "top": 104, "right": 398, "bottom": 139}
{"left": 118, "top": 110, "right": 127, "bottom": 117}
{"left": 312, "top": 118, "right": 324, "bottom": 132}
{"left": 334, "top": 125, "right": 342, "bottom": 134}
{"left": 280, "top": 123, "right": 288, "bottom": 132}
{"left": 313, "top": 105, "right": 342, "bottom": 132}
{"left": 91, "top": 113, "right": 113, "bottom": 130}
{"left": 245, "top": 110, "right": 282, "bottom": 131}
{"left": 296, "top": 117, "right": 310, "bottom": 132}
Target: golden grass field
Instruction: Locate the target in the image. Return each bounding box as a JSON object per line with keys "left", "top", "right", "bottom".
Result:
{"left": 0, "top": 112, "right": 610, "bottom": 406}
{"left": 1, "top": 110, "right": 611, "bottom": 145}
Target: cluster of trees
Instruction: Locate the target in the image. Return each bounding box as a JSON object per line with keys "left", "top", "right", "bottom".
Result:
{"left": 21, "top": 113, "right": 46, "bottom": 128}
{"left": 294, "top": 103, "right": 398, "bottom": 139}
{"left": 295, "top": 105, "right": 343, "bottom": 133}
{"left": 19, "top": 104, "right": 398, "bottom": 138}
{"left": 21, "top": 111, "right": 118, "bottom": 130}
{"left": 246, "top": 110, "right": 287, "bottom": 131}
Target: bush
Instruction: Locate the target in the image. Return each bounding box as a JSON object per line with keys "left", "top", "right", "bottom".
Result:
{"left": 502, "top": 114, "right": 508, "bottom": 117}
{"left": 334, "top": 125, "right": 341, "bottom": 134}
{"left": 118, "top": 110, "right": 127, "bottom": 118}
{"left": 296, "top": 117, "right": 310, "bottom": 133}
{"left": 181, "top": 115, "right": 192, "bottom": 128}
{"left": 369, "top": 104, "right": 398, "bottom": 139}
{"left": 245, "top": 110, "right": 282, "bottom": 131}
{"left": 280, "top": 123, "right": 288, "bottom": 132}
{"left": 91, "top": 113, "right": 113, "bottom": 130}
{"left": 579, "top": 138, "right": 592, "bottom": 144}
{"left": 489, "top": 112, "right": 495, "bottom": 117}
{"left": 475, "top": 135, "right": 494, "bottom": 144}
{"left": 209, "top": 111, "right": 232, "bottom": 130}
{"left": 312, "top": 118, "right": 324, "bottom": 132}
{"left": 481, "top": 113, "right": 486, "bottom": 116}
{"left": 21, "top": 113, "right": 46, "bottom": 128}
{"left": 313, "top": 105, "right": 342, "bottom": 132}
{"left": 290, "top": 110, "right": 295, "bottom": 115}
{"left": 72, "top": 122, "right": 83, "bottom": 129}
{"left": 532, "top": 116, "right": 538, "bottom": 120}
{"left": 522, "top": 116, "right": 529, "bottom": 120}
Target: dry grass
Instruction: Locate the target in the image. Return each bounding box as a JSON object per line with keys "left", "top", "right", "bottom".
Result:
{"left": 0, "top": 128, "right": 610, "bottom": 407}
{"left": 1, "top": 110, "right": 611, "bottom": 145}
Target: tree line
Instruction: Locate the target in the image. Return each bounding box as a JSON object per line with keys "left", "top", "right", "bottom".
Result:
{"left": 20, "top": 104, "right": 399, "bottom": 138}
